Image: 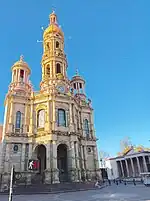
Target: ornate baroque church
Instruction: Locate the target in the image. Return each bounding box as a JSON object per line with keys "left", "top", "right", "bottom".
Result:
{"left": 0, "top": 12, "right": 100, "bottom": 185}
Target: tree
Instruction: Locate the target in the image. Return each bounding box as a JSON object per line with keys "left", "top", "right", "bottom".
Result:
{"left": 99, "top": 150, "right": 110, "bottom": 168}
{"left": 120, "top": 136, "right": 132, "bottom": 152}
{"left": 99, "top": 150, "right": 110, "bottom": 160}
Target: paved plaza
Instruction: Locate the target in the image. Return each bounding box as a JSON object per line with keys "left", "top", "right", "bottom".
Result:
{"left": 0, "top": 184, "right": 150, "bottom": 201}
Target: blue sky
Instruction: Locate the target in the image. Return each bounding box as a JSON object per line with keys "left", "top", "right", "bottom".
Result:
{"left": 0, "top": 0, "right": 150, "bottom": 156}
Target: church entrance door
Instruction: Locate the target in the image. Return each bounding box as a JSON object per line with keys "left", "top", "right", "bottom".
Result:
{"left": 37, "top": 144, "right": 46, "bottom": 174}
{"left": 57, "top": 144, "right": 68, "bottom": 182}
{"left": 32, "top": 144, "right": 46, "bottom": 184}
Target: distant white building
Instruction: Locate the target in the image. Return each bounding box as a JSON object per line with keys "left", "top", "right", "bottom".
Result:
{"left": 105, "top": 146, "right": 150, "bottom": 180}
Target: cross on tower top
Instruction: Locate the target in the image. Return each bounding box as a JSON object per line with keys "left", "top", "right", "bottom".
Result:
{"left": 20, "top": 55, "right": 24, "bottom": 61}
{"left": 76, "top": 68, "right": 79, "bottom": 75}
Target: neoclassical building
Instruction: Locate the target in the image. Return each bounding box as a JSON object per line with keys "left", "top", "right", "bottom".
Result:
{"left": 106, "top": 146, "right": 150, "bottom": 180}
{"left": 0, "top": 12, "right": 100, "bottom": 185}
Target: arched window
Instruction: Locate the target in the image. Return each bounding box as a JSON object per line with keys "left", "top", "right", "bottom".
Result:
{"left": 56, "top": 41, "right": 59, "bottom": 48}
{"left": 46, "top": 43, "right": 49, "bottom": 50}
{"left": 15, "top": 111, "right": 21, "bottom": 129}
{"left": 84, "top": 119, "right": 89, "bottom": 135}
{"left": 56, "top": 63, "right": 61, "bottom": 74}
{"left": 37, "top": 110, "right": 45, "bottom": 128}
{"left": 46, "top": 65, "right": 50, "bottom": 76}
{"left": 58, "top": 109, "right": 66, "bottom": 127}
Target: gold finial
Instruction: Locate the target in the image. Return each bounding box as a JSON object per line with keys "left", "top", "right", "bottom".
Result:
{"left": 20, "top": 55, "right": 24, "bottom": 61}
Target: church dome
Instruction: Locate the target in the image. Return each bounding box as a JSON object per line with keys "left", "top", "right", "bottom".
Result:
{"left": 12, "top": 55, "right": 31, "bottom": 73}
{"left": 71, "top": 69, "right": 85, "bottom": 84}
{"left": 43, "top": 11, "right": 64, "bottom": 39}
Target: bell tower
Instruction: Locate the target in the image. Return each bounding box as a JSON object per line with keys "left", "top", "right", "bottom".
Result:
{"left": 40, "top": 11, "right": 68, "bottom": 92}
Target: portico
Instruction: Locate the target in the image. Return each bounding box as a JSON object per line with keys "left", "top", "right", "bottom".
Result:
{"left": 106, "top": 147, "right": 150, "bottom": 180}
{"left": 116, "top": 153, "right": 150, "bottom": 178}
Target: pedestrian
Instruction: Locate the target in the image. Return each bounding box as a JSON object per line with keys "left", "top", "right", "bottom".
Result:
{"left": 133, "top": 179, "right": 136, "bottom": 186}
{"left": 108, "top": 179, "right": 111, "bottom": 186}
{"left": 95, "top": 180, "right": 101, "bottom": 188}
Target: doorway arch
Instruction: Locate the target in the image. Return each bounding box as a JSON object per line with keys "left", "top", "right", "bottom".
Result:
{"left": 35, "top": 144, "right": 46, "bottom": 174}
{"left": 57, "top": 144, "right": 68, "bottom": 182}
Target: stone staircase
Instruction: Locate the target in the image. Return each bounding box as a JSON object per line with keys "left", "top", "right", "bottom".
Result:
{"left": 1, "top": 182, "right": 99, "bottom": 195}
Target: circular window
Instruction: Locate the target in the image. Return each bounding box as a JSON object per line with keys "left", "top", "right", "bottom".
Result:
{"left": 13, "top": 145, "right": 18, "bottom": 152}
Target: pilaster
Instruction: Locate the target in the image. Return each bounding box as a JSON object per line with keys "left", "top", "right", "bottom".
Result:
{"left": 21, "top": 143, "right": 26, "bottom": 171}
{"left": 29, "top": 100, "right": 34, "bottom": 134}
{"left": 8, "top": 99, "right": 14, "bottom": 132}
{"left": 75, "top": 142, "right": 81, "bottom": 181}
{"left": 52, "top": 141, "right": 59, "bottom": 183}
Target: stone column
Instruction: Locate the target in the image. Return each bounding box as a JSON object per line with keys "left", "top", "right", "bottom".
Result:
{"left": 47, "top": 99, "right": 51, "bottom": 131}
{"left": 70, "top": 141, "right": 77, "bottom": 182}
{"left": 29, "top": 101, "right": 34, "bottom": 134}
{"left": 136, "top": 157, "right": 141, "bottom": 175}
{"left": 130, "top": 158, "right": 135, "bottom": 177}
{"left": 52, "top": 141, "right": 59, "bottom": 183}
{"left": 45, "top": 142, "right": 51, "bottom": 184}
{"left": 143, "top": 156, "right": 148, "bottom": 172}
{"left": 52, "top": 100, "right": 56, "bottom": 130}
{"left": 120, "top": 160, "right": 125, "bottom": 178}
{"left": 26, "top": 143, "right": 33, "bottom": 185}
{"left": 83, "top": 145, "right": 89, "bottom": 180}
{"left": 21, "top": 144, "right": 26, "bottom": 172}
{"left": 24, "top": 104, "right": 28, "bottom": 133}
{"left": 4, "top": 144, "right": 11, "bottom": 173}
{"left": 125, "top": 160, "right": 129, "bottom": 177}
{"left": 8, "top": 100, "right": 14, "bottom": 132}
{"left": 89, "top": 112, "right": 94, "bottom": 138}
{"left": 93, "top": 146, "right": 101, "bottom": 180}
{"left": 75, "top": 142, "right": 81, "bottom": 181}
{"left": 80, "top": 145, "right": 86, "bottom": 181}
{"left": 69, "top": 102, "right": 74, "bottom": 132}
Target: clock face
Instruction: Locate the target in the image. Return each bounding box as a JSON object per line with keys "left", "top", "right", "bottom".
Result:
{"left": 58, "top": 85, "right": 65, "bottom": 93}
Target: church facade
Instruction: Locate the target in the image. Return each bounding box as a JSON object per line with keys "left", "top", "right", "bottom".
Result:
{"left": 0, "top": 12, "right": 100, "bottom": 185}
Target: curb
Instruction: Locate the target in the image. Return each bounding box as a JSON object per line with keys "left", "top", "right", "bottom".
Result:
{"left": 0, "top": 185, "right": 107, "bottom": 196}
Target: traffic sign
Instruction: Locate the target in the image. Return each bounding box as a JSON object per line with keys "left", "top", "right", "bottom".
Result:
{"left": 28, "top": 160, "right": 40, "bottom": 171}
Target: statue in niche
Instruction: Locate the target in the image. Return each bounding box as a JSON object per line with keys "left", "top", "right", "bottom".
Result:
{"left": 37, "top": 109, "right": 45, "bottom": 128}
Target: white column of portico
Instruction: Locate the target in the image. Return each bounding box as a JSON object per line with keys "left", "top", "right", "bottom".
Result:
{"left": 130, "top": 158, "right": 135, "bottom": 177}
{"left": 120, "top": 160, "right": 125, "bottom": 178}
{"left": 136, "top": 157, "right": 141, "bottom": 175}
{"left": 125, "top": 160, "right": 129, "bottom": 177}
{"left": 21, "top": 144, "right": 26, "bottom": 171}
{"left": 143, "top": 156, "right": 148, "bottom": 172}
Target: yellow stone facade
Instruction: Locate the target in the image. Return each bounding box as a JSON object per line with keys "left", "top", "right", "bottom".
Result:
{"left": 0, "top": 12, "right": 100, "bottom": 185}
